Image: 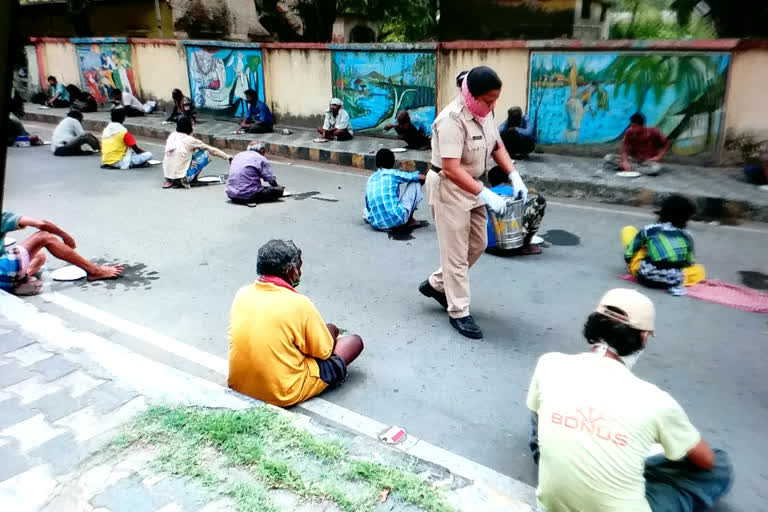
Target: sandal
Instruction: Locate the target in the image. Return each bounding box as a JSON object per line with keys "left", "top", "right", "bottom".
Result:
{"left": 162, "top": 179, "right": 174, "bottom": 189}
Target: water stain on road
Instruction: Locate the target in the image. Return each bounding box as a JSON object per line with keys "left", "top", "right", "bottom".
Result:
{"left": 78, "top": 260, "right": 159, "bottom": 291}
{"left": 738, "top": 270, "right": 768, "bottom": 290}
{"left": 292, "top": 191, "right": 321, "bottom": 201}
{"left": 541, "top": 229, "right": 580, "bottom": 246}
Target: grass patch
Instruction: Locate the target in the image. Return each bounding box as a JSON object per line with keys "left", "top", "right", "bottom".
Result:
{"left": 111, "top": 405, "right": 457, "bottom": 512}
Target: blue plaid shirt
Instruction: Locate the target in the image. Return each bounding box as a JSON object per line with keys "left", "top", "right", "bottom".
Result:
{"left": 365, "top": 168, "right": 421, "bottom": 230}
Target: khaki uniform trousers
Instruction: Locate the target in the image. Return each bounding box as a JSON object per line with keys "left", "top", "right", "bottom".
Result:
{"left": 428, "top": 201, "right": 488, "bottom": 319}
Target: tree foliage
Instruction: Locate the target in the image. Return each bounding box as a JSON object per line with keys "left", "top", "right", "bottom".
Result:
{"left": 670, "top": 0, "right": 768, "bottom": 38}
{"left": 252, "top": 0, "right": 437, "bottom": 42}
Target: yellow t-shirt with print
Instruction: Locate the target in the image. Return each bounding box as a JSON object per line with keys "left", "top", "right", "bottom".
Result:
{"left": 527, "top": 352, "right": 701, "bottom": 512}
{"left": 228, "top": 281, "right": 335, "bottom": 407}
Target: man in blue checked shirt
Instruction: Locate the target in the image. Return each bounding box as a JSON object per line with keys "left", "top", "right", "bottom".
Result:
{"left": 364, "top": 149, "right": 425, "bottom": 231}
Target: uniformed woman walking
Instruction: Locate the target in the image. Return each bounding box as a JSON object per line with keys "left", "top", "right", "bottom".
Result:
{"left": 419, "top": 66, "right": 528, "bottom": 339}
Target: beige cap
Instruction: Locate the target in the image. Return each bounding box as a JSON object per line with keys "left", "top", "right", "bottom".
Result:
{"left": 595, "top": 288, "right": 655, "bottom": 332}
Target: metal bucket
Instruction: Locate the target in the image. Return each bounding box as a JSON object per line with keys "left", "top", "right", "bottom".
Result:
{"left": 488, "top": 196, "right": 525, "bottom": 250}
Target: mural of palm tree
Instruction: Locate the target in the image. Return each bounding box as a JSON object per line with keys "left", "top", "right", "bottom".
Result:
{"left": 605, "top": 54, "right": 725, "bottom": 150}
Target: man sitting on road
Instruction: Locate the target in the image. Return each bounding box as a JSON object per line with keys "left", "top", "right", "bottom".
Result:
{"left": 45, "top": 76, "right": 71, "bottom": 108}
{"left": 52, "top": 110, "right": 101, "bottom": 156}
{"left": 527, "top": 288, "right": 732, "bottom": 512}
{"left": 100, "top": 107, "right": 153, "bottom": 169}
{"left": 110, "top": 89, "right": 156, "bottom": 117}
{"left": 1, "top": 211, "right": 123, "bottom": 295}
{"left": 364, "top": 148, "right": 425, "bottom": 231}
{"left": 384, "top": 110, "right": 431, "bottom": 150}
{"left": 228, "top": 239, "right": 364, "bottom": 407}
{"left": 237, "top": 89, "right": 274, "bottom": 134}
{"left": 605, "top": 112, "right": 671, "bottom": 176}
{"left": 317, "top": 98, "right": 353, "bottom": 141}
{"left": 7, "top": 95, "right": 43, "bottom": 147}
{"left": 226, "top": 140, "right": 284, "bottom": 205}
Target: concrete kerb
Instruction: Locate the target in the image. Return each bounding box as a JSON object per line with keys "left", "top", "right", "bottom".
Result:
{"left": 22, "top": 109, "right": 766, "bottom": 222}
{"left": 0, "top": 291, "right": 535, "bottom": 511}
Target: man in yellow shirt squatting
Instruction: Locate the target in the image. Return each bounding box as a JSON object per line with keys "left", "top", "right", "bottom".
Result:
{"left": 228, "top": 239, "right": 364, "bottom": 407}
{"left": 527, "top": 288, "right": 732, "bottom": 512}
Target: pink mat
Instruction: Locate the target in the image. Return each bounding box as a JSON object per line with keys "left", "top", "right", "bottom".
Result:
{"left": 618, "top": 275, "right": 768, "bottom": 313}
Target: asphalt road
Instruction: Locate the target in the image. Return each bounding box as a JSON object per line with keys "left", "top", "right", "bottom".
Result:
{"left": 5, "top": 122, "right": 768, "bottom": 510}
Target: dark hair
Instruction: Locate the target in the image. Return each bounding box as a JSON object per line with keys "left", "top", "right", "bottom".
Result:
{"left": 630, "top": 112, "right": 646, "bottom": 126}
{"left": 396, "top": 110, "right": 410, "bottom": 123}
{"left": 110, "top": 107, "right": 126, "bottom": 123}
{"left": 110, "top": 89, "right": 122, "bottom": 98}
{"left": 658, "top": 194, "right": 696, "bottom": 229}
{"left": 376, "top": 148, "right": 395, "bottom": 169}
{"left": 244, "top": 89, "right": 258, "bottom": 100}
{"left": 175, "top": 115, "right": 193, "bottom": 135}
{"left": 172, "top": 88, "right": 183, "bottom": 98}
{"left": 507, "top": 106, "right": 523, "bottom": 128}
{"left": 455, "top": 70, "right": 468, "bottom": 88}
{"left": 466, "top": 66, "right": 502, "bottom": 97}
{"left": 257, "top": 240, "right": 302, "bottom": 279}
{"left": 488, "top": 166, "right": 509, "bottom": 188}
{"left": 47, "top": 75, "right": 56, "bottom": 82}
{"left": 583, "top": 311, "right": 644, "bottom": 356}
{"left": 67, "top": 110, "right": 83, "bottom": 122}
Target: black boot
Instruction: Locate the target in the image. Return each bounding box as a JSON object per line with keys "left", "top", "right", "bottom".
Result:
{"left": 449, "top": 315, "right": 483, "bottom": 339}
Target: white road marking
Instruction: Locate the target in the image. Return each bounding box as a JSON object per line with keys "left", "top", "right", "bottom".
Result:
{"left": 37, "top": 291, "right": 535, "bottom": 504}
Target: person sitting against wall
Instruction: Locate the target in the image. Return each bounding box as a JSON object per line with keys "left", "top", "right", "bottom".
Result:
{"left": 44, "top": 76, "right": 70, "bottom": 108}
{"left": 384, "top": 110, "right": 431, "bottom": 150}
{"left": 162, "top": 116, "right": 231, "bottom": 189}
{"left": 100, "top": 107, "right": 153, "bottom": 169}
{"left": 228, "top": 239, "right": 364, "bottom": 407}
{"left": 317, "top": 98, "right": 353, "bottom": 141}
{"left": 51, "top": 110, "right": 101, "bottom": 156}
{"left": 237, "top": 89, "right": 274, "bottom": 134}
{"left": 166, "top": 88, "right": 197, "bottom": 124}
{"left": 743, "top": 147, "right": 768, "bottom": 190}
{"left": 110, "top": 89, "right": 156, "bottom": 117}
{"left": 499, "top": 106, "right": 536, "bottom": 159}
{"left": 604, "top": 112, "right": 671, "bottom": 176}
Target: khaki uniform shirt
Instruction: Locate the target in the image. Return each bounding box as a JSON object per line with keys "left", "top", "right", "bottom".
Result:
{"left": 428, "top": 95, "right": 500, "bottom": 211}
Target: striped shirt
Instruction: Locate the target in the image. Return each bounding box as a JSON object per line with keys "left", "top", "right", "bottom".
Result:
{"left": 625, "top": 222, "right": 695, "bottom": 267}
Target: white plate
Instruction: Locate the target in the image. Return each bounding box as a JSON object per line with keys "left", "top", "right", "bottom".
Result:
{"left": 616, "top": 171, "right": 641, "bottom": 178}
{"left": 197, "top": 176, "right": 221, "bottom": 183}
{"left": 531, "top": 235, "right": 544, "bottom": 245}
{"left": 391, "top": 147, "right": 407, "bottom": 153}
{"left": 283, "top": 190, "right": 293, "bottom": 197}
{"left": 4, "top": 236, "right": 16, "bottom": 247}
{"left": 313, "top": 138, "right": 329, "bottom": 143}
{"left": 760, "top": 184, "right": 768, "bottom": 192}
{"left": 50, "top": 265, "right": 87, "bottom": 281}
{"left": 148, "top": 159, "right": 162, "bottom": 165}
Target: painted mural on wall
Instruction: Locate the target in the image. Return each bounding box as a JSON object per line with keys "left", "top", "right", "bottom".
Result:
{"left": 331, "top": 51, "right": 436, "bottom": 135}
{"left": 186, "top": 46, "right": 265, "bottom": 118}
{"left": 76, "top": 43, "right": 136, "bottom": 104}
{"left": 527, "top": 52, "right": 730, "bottom": 155}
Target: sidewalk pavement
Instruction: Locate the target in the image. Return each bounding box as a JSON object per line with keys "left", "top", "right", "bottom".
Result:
{"left": 23, "top": 105, "right": 768, "bottom": 222}
{"left": 0, "top": 291, "right": 534, "bottom": 512}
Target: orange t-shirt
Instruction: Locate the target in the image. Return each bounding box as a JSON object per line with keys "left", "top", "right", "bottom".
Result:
{"left": 227, "top": 281, "right": 334, "bottom": 406}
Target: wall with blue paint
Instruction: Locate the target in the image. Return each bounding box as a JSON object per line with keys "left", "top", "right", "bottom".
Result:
{"left": 75, "top": 41, "right": 137, "bottom": 104}
{"left": 186, "top": 45, "right": 265, "bottom": 117}
{"left": 331, "top": 51, "right": 436, "bottom": 135}
{"left": 527, "top": 52, "right": 730, "bottom": 156}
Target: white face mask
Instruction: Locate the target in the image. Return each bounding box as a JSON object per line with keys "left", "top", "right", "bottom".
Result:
{"left": 593, "top": 342, "right": 644, "bottom": 371}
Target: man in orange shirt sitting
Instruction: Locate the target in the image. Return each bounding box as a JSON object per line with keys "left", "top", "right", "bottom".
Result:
{"left": 227, "top": 239, "right": 364, "bottom": 407}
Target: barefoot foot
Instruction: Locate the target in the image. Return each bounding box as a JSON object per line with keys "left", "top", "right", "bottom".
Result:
{"left": 87, "top": 265, "right": 124, "bottom": 281}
